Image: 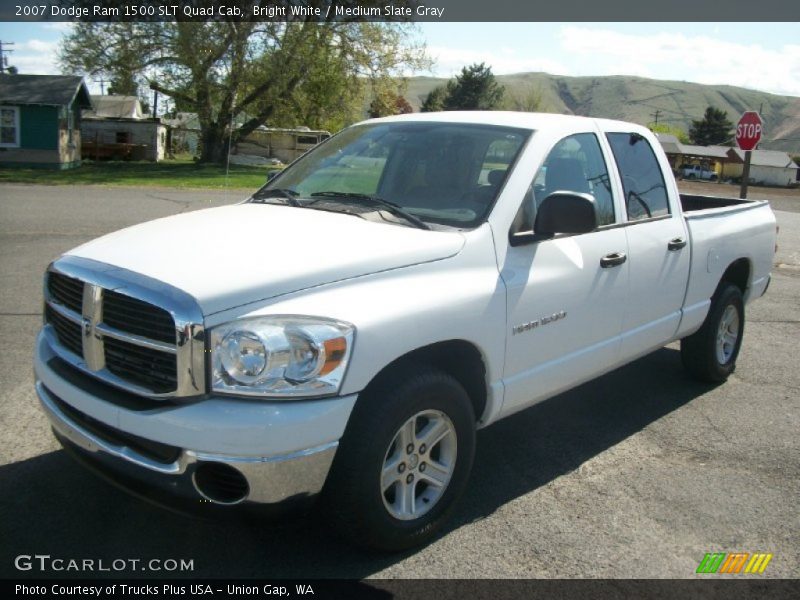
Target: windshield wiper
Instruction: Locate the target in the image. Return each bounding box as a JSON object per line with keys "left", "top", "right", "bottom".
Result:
{"left": 309, "top": 192, "right": 430, "bottom": 230}
{"left": 251, "top": 188, "right": 301, "bottom": 207}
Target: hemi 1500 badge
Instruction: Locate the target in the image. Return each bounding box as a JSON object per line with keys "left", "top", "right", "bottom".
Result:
{"left": 513, "top": 310, "right": 567, "bottom": 335}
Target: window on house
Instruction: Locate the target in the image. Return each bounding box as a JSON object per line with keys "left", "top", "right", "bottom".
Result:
{"left": 0, "top": 106, "right": 20, "bottom": 147}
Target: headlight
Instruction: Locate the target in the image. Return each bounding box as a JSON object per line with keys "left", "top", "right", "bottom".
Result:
{"left": 210, "top": 316, "right": 354, "bottom": 398}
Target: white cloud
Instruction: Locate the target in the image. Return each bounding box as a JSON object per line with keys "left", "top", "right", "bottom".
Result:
{"left": 427, "top": 45, "right": 568, "bottom": 78}
{"left": 9, "top": 39, "right": 61, "bottom": 75}
{"left": 559, "top": 26, "right": 800, "bottom": 97}
{"left": 20, "top": 39, "right": 59, "bottom": 53}
{"left": 41, "top": 23, "right": 74, "bottom": 32}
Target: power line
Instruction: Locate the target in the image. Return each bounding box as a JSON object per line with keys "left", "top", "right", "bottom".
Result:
{"left": 651, "top": 109, "right": 662, "bottom": 125}
{"left": 0, "top": 40, "right": 15, "bottom": 74}
{"left": 93, "top": 76, "right": 107, "bottom": 95}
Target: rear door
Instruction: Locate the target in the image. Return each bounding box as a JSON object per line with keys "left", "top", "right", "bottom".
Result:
{"left": 604, "top": 131, "right": 691, "bottom": 359}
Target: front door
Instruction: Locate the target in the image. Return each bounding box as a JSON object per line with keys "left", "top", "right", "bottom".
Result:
{"left": 500, "top": 132, "right": 629, "bottom": 417}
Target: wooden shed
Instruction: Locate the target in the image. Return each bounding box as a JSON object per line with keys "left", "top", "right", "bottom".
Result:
{"left": 81, "top": 95, "right": 166, "bottom": 162}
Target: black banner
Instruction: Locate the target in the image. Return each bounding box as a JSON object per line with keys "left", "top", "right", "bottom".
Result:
{"left": 2, "top": 0, "right": 800, "bottom": 22}
{"left": 5, "top": 579, "right": 800, "bottom": 600}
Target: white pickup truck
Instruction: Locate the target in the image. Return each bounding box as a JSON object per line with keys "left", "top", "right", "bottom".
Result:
{"left": 681, "top": 164, "right": 718, "bottom": 181}
{"left": 35, "top": 112, "right": 776, "bottom": 550}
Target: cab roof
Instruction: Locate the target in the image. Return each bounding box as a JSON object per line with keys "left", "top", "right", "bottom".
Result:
{"left": 360, "top": 111, "right": 651, "bottom": 136}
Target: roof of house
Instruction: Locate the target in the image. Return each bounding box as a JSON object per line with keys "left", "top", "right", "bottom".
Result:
{"left": 728, "top": 148, "right": 799, "bottom": 169}
{"left": 679, "top": 144, "right": 731, "bottom": 159}
{"left": 654, "top": 135, "right": 799, "bottom": 169}
{"left": 84, "top": 95, "right": 144, "bottom": 119}
{"left": 0, "top": 74, "right": 92, "bottom": 108}
{"left": 655, "top": 133, "right": 682, "bottom": 154}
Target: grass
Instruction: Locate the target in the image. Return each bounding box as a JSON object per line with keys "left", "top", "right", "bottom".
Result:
{"left": 0, "top": 156, "right": 277, "bottom": 190}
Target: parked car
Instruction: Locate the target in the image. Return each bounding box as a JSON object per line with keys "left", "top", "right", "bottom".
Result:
{"left": 681, "top": 164, "right": 718, "bottom": 180}
{"left": 35, "top": 113, "right": 777, "bottom": 550}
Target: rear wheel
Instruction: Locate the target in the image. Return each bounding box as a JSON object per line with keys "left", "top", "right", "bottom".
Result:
{"left": 323, "top": 365, "right": 476, "bottom": 551}
{"left": 681, "top": 283, "right": 744, "bottom": 383}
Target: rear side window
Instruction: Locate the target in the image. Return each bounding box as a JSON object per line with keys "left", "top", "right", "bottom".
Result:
{"left": 606, "top": 133, "right": 670, "bottom": 221}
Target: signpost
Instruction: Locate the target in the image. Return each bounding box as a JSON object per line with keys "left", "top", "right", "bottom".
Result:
{"left": 736, "top": 111, "right": 763, "bottom": 199}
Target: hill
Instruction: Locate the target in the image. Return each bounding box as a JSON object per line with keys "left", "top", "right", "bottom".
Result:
{"left": 404, "top": 73, "right": 800, "bottom": 154}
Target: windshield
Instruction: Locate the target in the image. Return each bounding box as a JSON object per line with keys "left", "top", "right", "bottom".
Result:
{"left": 255, "top": 121, "right": 531, "bottom": 229}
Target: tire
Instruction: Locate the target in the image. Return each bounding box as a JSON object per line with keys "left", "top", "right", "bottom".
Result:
{"left": 322, "top": 364, "right": 476, "bottom": 551}
{"left": 681, "top": 283, "right": 745, "bottom": 383}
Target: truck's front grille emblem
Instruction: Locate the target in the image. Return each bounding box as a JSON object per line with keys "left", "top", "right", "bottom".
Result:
{"left": 81, "top": 282, "right": 105, "bottom": 372}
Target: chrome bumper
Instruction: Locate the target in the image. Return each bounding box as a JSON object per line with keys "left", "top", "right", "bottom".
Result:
{"left": 36, "top": 381, "right": 338, "bottom": 507}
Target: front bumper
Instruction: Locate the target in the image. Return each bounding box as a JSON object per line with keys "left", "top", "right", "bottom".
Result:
{"left": 34, "top": 330, "right": 358, "bottom": 508}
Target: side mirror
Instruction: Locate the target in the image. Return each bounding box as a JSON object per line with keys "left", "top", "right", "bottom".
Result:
{"left": 533, "top": 192, "right": 597, "bottom": 236}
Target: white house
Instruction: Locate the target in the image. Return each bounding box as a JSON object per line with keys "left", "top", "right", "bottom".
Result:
{"left": 81, "top": 95, "right": 166, "bottom": 161}
{"left": 726, "top": 148, "right": 799, "bottom": 187}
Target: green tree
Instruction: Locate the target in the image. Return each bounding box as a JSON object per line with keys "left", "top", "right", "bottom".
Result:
{"left": 689, "top": 106, "right": 734, "bottom": 146}
{"left": 60, "top": 19, "right": 427, "bottom": 163}
{"left": 442, "top": 63, "right": 504, "bottom": 110}
{"left": 648, "top": 122, "right": 690, "bottom": 144}
{"left": 106, "top": 72, "right": 138, "bottom": 97}
{"left": 368, "top": 87, "right": 413, "bottom": 119}
{"left": 421, "top": 85, "right": 446, "bottom": 112}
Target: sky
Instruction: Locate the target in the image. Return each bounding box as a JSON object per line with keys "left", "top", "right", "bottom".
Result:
{"left": 1, "top": 22, "right": 799, "bottom": 98}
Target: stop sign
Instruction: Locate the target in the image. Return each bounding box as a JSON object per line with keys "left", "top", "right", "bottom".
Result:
{"left": 736, "top": 111, "right": 763, "bottom": 151}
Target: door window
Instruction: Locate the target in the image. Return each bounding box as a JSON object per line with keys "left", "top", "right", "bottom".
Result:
{"left": 513, "top": 133, "right": 615, "bottom": 233}
{"left": 606, "top": 133, "right": 670, "bottom": 221}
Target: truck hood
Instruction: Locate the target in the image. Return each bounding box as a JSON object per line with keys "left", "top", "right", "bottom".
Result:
{"left": 67, "top": 203, "right": 465, "bottom": 315}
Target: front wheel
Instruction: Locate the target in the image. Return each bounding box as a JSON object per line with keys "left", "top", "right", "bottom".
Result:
{"left": 322, "top": 365, "right": 476, "bottom": 551}
{"left": 681, "top": 283, "right": 745, "bottom": 383}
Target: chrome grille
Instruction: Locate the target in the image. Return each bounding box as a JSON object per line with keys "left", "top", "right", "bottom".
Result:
{"left": 43, "top": 256, "right": 205, "bottom": 399}
{"left": 47, "top": 272, "right": 84, "bottom": 313}
{"left": 45, "top": 304, "right": 83, "bottom": 357}
{"left": 103, "top": 289, "right": 175, "bottom": 344}
{"left": 105, "top": 336, "right": 177, "bottom": 393}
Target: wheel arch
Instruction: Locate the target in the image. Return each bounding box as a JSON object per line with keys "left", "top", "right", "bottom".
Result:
{"left": 356, "top": 339, "right": 489, "bottom": 424}
{"left": 717, "top": 257, "right": 751, "bottom": 298}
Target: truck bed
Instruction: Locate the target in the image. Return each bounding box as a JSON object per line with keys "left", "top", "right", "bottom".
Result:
{"left": 680, "top": 194, "right": 761, "bottom": 213}
{"left": 678, "top": 193, "right": 775, "bottom": 339}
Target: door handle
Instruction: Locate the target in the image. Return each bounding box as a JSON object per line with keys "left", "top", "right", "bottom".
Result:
{"left": 668, "top": 237, "right": 687, "bottom": 251}
{"left": 600, "top": 252, "right": 627, "bottom": 268}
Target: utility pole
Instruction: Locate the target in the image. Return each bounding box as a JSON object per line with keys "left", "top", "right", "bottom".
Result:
{"left": 651, "top": 109, "right": 661, "bottom": 126}
{"left": 0, "top": 41, "right": 15, "bottom": 74}
{"left": 93, "top": 77, "right": 107, "bottom": 95}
